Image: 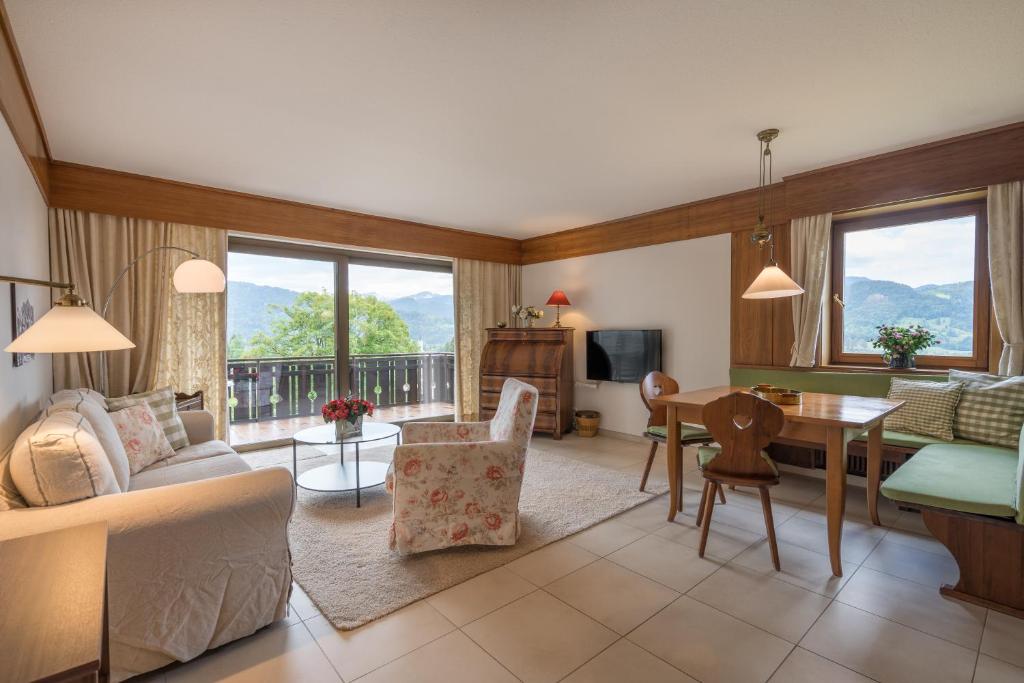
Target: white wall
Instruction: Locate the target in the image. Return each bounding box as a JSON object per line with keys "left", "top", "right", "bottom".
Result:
{"left": 0, "top": 116, "right": 52, "bottom": 452}
{"left": 523, "top": 234, "right": 730, "bottom": 435}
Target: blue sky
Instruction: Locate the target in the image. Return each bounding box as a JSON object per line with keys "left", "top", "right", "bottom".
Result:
{"left": 844, "top": 216, "right": 975, "bottom": 288}
{"left": 227, "top": 252, "right": 453, "bottom": 299}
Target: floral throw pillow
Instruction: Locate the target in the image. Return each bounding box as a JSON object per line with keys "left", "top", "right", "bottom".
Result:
{"left": 109, "top": 403, "right": 175, "bottom": 474}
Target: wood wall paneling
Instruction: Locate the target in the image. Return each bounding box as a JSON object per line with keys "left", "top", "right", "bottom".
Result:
{"left": 47, "top": 162, "right": 523, "bottom": 264}
{"left": 0, "top": 0, "right": 50, "bottom": 200}
{"left": 730, "top": 229, "right": 776, "bottom": 366}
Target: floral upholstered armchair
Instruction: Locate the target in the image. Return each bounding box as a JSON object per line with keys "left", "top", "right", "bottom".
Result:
{"left": 386, "top": 378, "right": 539, "bottom": 554}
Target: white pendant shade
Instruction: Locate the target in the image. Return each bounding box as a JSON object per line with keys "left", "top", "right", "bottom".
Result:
{"left": 742, "top": 265, "right": 805, "bottom": 299}
{"left": 173, "top": 258, "right": 226, "bottom": 293}
{"left": 5, "top": 304, "right": 135, "bottom": 353}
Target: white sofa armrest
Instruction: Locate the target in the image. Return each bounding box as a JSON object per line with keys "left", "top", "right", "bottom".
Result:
{"left": 179, "top": 409, "right": 216, "bottom": 444}
{"left": 0, "top": 467, "right": 294, "bottom": 679}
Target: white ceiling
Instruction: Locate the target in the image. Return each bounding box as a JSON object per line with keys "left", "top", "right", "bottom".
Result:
{"left": 8, "top": 0, "right": 1024, "bottom": 238}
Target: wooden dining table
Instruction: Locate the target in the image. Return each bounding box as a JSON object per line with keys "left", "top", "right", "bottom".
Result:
{"left": 652, "top": 386, "right": 904, "bottom": 576}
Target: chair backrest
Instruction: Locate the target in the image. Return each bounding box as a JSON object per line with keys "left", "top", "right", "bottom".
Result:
{"left": 489, "top": 378, "right": 540, "bottom": 449}
{"left": 639, "top": 371, "right": 680, "bottom": 428}
{"left": 701, "top": 392, "right": 785, "bottom": 480}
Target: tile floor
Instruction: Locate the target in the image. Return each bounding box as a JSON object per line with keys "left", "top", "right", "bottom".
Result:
{"left": 145, "top": 433, "right": 1024, "bottom": 683}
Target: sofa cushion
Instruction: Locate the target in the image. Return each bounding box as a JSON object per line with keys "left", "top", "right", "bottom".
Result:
{"left": 0, "top": 448, "right": 26, "bottom": 511}
{"left": 949, "top": 370, "right": 1024, "bottom": 449}
{"left": 10, "top": 412, "right": 121, "bottom": 506}
{"left": 145, "top": 440, "right": 235, "bottom": 469}
{"left": 109, "top": 404, "right": 175, "bottom": 474}
{"left": 47, "top": 388, "right": 107, "bottom": 409}
{"left": 885, "top": 378, "right": 964, "bottom": 441}
{"left": 129, "top": 452, "right": 251, "bottom": 491}
{"left": 880, "top": 443, "right": 1018, "bottom": 518}
{"left": 106, "top": 386, "right": 189, "bottom": 450}
{"left": 646, "top": 424, "right": 712, "bottom": 441}
{"left": 44, "top": 397, "right": 131, "bottom": 491}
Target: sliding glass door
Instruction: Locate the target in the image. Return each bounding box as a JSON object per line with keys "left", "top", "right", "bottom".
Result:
{"left": 226, "top": 239, "right": 453, "bottom": 447}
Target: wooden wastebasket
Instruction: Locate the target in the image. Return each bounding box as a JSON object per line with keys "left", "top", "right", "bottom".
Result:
{"left": 575, "top": 410, "right": 600, "bottom": 437}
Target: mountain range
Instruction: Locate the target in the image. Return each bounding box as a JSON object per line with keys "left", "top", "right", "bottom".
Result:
{"left": 842, "top": 276, "right": 974, "bottom": 355}
{"left": 226, "top": 281, "right": 454, "bottom": 352}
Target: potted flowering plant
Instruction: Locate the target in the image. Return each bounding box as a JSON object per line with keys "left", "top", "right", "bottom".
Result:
{"left": 511, "top": 304, "right": 545, "bottom": 328}
{"left": 870, "top": 324, "right": 939, "bottom": 369}
{"left": 322, "top": 396, "right": 375, "bottom": 439}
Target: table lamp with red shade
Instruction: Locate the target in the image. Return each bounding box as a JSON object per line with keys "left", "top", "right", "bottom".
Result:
{"left": 545, "top": 289, "right": 571, "bottom": 328}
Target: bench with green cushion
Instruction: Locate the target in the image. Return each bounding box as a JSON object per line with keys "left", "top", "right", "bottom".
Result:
{"left": 878, "top": 425, "right": 1024, "bottom": 617}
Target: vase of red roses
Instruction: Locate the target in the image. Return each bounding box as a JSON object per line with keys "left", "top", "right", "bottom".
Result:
{"left": 322, "top": 396, "right": 375, "bottom": 439}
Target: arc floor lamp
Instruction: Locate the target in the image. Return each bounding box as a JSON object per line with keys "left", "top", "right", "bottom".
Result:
{"left": 4, "top": 247, "right": 225, "bottom": 394}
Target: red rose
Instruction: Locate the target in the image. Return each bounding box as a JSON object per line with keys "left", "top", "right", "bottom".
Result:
{"left": 402, "top": 459, "right": 421, "bottom": 477}
{"left": 486, "top": 465, "right": 504, "bottom": 480}
{"left": 451, "top": 523, "right": 469, "bottom": 542}
{"left": 464, "top": 502, "right": 481, "bottom": 515}
{"left": 456, "top": 425, "right": 470, "bottom": 440}
{"left": 430, "top": 488, "right": 448, "bottom": 504}
{"left": 484, "top": 513, "right": 502, "bottom": 530}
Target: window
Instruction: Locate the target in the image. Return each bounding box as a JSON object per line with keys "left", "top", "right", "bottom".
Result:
{"left": 226, "top": 239, "right": 454, "bottom": 446}
{"left": 830, "top": 200, "right": 989, "bottom": 369}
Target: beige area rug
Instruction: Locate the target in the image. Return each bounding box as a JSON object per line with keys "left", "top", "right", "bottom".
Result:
{"left": 246, "top": 442, "right": 667, "bottom": 629}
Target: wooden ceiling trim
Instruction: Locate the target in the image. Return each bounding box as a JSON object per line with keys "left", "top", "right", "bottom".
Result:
{"left": 523, "top": 121, "right": 1024, "bottom": 264}
{"left": 0, "top": 0, "right": 50, "bottom": 200}
{"left": 48, "top": 162, "right": 523, "bottom": 264}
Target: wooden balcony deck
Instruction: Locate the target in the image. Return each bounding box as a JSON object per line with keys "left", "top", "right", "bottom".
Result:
{"left": 229, "top": 401, "right": 456, "bottom": 446}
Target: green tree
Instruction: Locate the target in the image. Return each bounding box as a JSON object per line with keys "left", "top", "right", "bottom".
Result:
{"left": 239, "top": 290, "right": 417, "bottom": 358}
{"left": 349, "top": 292, "right": 418, "bottom": 355}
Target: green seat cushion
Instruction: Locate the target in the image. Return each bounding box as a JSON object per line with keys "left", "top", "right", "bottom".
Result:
{"left": 646, "top": 424, "right": 711, "bottom": 441}
{"left": 880, "top": 443, "right": 1019, "bottom": 518}
{"left": 697, "top": 445, "right": 778, "bottom": 476}
{"left": 853, "top": 430, "right": 975, "bottom": 449}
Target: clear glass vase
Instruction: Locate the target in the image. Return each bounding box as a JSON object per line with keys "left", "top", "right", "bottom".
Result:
{"left": 334, "top": 415, "right": 363, "bottom": 439}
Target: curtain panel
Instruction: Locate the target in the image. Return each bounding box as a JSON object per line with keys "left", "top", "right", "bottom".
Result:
{"left": 50, "top": 209, "right": 228, "bottom": 437}
{"left": 789, "top": 213, "right": 832, "bottom": 367}
{"left": 453, "top": 259, "right": 522, "bottom": 420}
{"left": 988, "top": 181, "right": 1024, "bottom": 376}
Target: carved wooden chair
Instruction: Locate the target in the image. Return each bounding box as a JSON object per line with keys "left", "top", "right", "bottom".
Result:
{"left": 697, "top": 392, "right": 786, "bottom": 570}
{"left": 639, "top": 372, "right": 720, "bottom": 508}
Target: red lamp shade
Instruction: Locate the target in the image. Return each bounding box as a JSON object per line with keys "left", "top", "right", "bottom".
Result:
{"left": 546, "top": 290, "right": 571, "bottom": 307}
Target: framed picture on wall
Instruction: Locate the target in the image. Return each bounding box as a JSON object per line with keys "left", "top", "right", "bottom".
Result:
{"left": 10, "top": 283, "right": 35, "bottom": 367}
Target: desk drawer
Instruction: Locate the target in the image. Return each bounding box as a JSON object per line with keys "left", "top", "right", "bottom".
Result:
{"left": 481, "top": 390, "right": 557, "bottom": 414}
{"left": 481, "top": 375, "right": 558, "bottom": 396}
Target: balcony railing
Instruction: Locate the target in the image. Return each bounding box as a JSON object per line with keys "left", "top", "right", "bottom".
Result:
{"left": 226, "top": 352, "right": 455, "bottom": 425}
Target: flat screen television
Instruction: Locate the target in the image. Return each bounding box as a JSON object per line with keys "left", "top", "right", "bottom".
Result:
{"left": 586, "top": 330, "right": 662, "bottom": 383}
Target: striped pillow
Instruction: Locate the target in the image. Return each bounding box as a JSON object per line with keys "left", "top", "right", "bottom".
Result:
{"left": 949, "top": 370, "right": 1024, "bottom": 449}
{"left": 106, "top": 386, "right": 189, "bottom": 450}
{"left": 885, "top": 378, "right": 964, "bottom": 441}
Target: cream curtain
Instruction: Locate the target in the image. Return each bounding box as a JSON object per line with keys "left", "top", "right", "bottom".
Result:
{"left": 789, "top": 213, "right": 832, "bottom": 367}
{"left": 453, "top": 259, "right": 522, "bottom": 420}
{"left": 50, "top": 210, "right": 228, "bottom": 436}
{"left": 988, "top": 181, "right": 1024, "bottom": 376}
{"left": 153, "top": 226, "right": 228, "bottom": 438}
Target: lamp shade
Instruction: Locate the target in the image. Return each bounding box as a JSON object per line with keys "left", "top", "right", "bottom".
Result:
{"left": 5, "top": 304, "right": 135, "bottom": 353}
{"left": 173, "top": 258, "right": 226, "bottom": 293}
{"left": 546, "top": 289, "right": 571, "bottom": 307}
{"left": 741, "top": 265, "right": 805, "bottom": 300}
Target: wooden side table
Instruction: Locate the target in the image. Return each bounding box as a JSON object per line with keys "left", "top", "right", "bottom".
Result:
{"left": 0, "top": 522, "right": 110, "bottom": 683}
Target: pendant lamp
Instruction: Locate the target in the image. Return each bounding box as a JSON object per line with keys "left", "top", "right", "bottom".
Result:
{"left": 741, "top": 129, "right": 804, "bottom": 300}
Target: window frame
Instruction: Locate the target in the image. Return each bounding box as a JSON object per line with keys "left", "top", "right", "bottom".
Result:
{"left": 829, "top": 199, "right": 990, "bottom": 370}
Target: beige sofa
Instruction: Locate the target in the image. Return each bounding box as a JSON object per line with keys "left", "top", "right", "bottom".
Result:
{"left": 0, "top": 408, "right": 294, "bottom": 682}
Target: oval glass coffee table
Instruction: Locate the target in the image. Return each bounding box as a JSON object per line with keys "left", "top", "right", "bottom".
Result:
{"left": 292, "top": 422, "right": 401, "bottom": 507}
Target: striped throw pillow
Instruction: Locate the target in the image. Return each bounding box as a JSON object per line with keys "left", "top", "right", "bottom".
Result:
{"left": 106, "top": 386, "right": 189, "bottom": 450}
{"left": 949, "top": 370, "right": 1024, "bottom": 449}
{"left": 885, "top": 378, "right": 964, "bottom": 441}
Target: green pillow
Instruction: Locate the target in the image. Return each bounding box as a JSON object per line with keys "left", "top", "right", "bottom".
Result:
{"left": 949, "top": 370, "right": 1024, "bottom": 449}
{"left": 885, "top": 378, "right": 964, "bottom": 441}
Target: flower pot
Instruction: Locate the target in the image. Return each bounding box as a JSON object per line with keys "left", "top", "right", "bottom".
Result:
{"left": 335, "top": 415, "right": 363, "bottom": 440}
{"left": 888, "top": 353, "right": 915, "bottom": 370}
